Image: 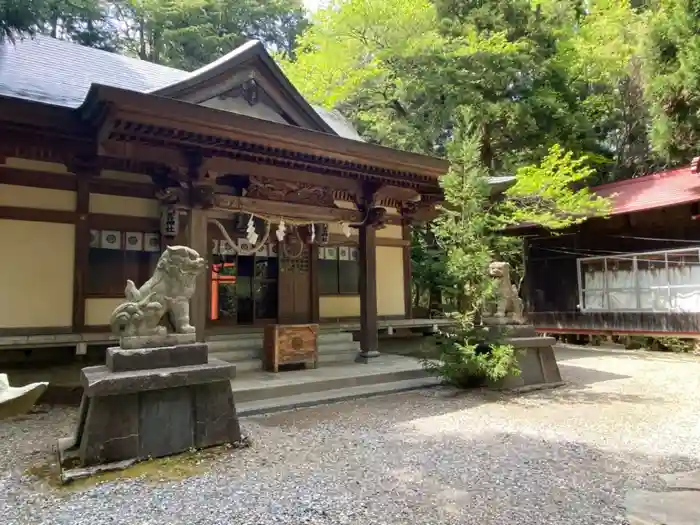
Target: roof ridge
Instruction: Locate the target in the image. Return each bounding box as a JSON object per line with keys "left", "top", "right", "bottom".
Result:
{"left": 593, "top": 164, "right": 691, "bottom": 193}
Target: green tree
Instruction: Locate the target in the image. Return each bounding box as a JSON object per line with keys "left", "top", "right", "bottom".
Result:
{"left": 0, "top": 0, "right": 44, "bottom": 43}
{"left": 643, "top": 0, "right": 700, "bottom": 164}
{"left": 556, "top": 0, "right": 654, "bottom": 183}
{"left": 44, "top": 0, "right": 117, "bottom": 50}
{"left": 112, "top": 0, "right": 309, "bottom": 70}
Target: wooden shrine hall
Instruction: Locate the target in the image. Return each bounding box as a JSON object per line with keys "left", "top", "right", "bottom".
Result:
{"left": 0, "top": 36, "right": 448, "bottom": 366}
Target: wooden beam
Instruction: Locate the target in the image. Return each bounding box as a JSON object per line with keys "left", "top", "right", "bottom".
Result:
{"left": 214, "top": 195, "right": 363, "bottom": 223}
{"left": 87, "top": 214, "right": 159, "bottom": 232}
{"left": 0, "top": 206, "right": 76, "bottom": 223}
{"left": 0, "top": 166, "right": 77, "bottom": 191}
{"left": 92, "top": 85, "right": 448, "bottom": 178}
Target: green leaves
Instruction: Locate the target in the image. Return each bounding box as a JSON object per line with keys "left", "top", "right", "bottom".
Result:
{"left": 643, "top": 0, "right": 700, "bottom": 164}
{"left": 500, "top": 144, "right": 612, "bottom": 230}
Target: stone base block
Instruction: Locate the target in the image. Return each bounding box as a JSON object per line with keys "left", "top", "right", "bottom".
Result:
{"left": 60, "top": 359, "right": 242, "bottom": 470}
{"left": 81, "top": 358, "right": 235, "bottom": 396}
{"left": 491, "top": 335, "right": 562, "bottom": 390}
{"left": 120, "top": 333, "right": 196, "bottom": 350}
{"left": 106, "top": 343, "right": 209, "bottom": 372}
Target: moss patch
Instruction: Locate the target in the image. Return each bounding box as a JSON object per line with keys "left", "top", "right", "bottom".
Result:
{"left": 25, "top": 440, "right": 251, "bottom": 493}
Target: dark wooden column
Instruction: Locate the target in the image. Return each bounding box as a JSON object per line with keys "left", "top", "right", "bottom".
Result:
{"left": 402, "top": 223, "right": 413, "bottom": 319}
{"left": 70, "top": 158, "right": 98, "bottom": 333}
{"left": 357, "top": 222, "right": 379, "bottom": 362}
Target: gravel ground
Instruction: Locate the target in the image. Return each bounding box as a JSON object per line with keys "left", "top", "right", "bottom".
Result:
{"left": 3, "top": 345, "right": 700, "bottom": 525}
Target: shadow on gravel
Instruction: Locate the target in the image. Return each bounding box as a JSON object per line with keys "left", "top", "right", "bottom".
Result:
{"left": 558, "top": 363, "right": 631, "bottom": 386}
{"left": 377, "top": 429, "right": 700, "bottom": 524}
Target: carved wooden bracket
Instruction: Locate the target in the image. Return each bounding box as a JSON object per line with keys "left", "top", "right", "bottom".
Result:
{"left": 400, "top": 201, "right": 439, "bottom": 224}
{"left": 246, "top": 175, "right": 337, "bottom": 208}
{"left": 350, "top": 182, "right": 388, "bottom": 229}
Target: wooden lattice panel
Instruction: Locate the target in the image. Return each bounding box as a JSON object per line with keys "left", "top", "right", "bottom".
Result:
{"left": 263, "top": 324, "right": 319, "bottom": 373}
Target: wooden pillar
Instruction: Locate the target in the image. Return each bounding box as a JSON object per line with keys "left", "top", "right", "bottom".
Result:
{"left": 186, "top": 208, "right": 209, "bottom": 342}
{"left": 402, "top": 223, "right": 413, "bottom": 320}
{"left": 70, "top": 158, "right": 99, "bottom": 333}
{"left": 357, "top": 223, "right": 379, "bottom": 362}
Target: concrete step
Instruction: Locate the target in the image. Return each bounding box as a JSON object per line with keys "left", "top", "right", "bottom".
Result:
{"left": 207, "top": 331, "right": 354, "bottom": 355}
{"left": 212, "top": 341, "right": 358, "bottom": 362}
{"left": 237, "top": 376, "right": 440, "bottom": 416}
{"left": 229, "top": 348, "right": 360, "bottom": 373}
{"left": 318, "top": 332, "right": 355, "bottom": 344}
{"left": 232, "top": 363, "right": 429, "bottom": 403}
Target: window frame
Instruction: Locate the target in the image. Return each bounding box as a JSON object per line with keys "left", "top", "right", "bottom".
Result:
{"left": 85, "top": 229, "right": 161, "bottom": 298}
{"left": 318, "top": 244, "right": 360, "bottom": 296}
{"left": 577, "top": 246, "right": 700, "bottom": 313}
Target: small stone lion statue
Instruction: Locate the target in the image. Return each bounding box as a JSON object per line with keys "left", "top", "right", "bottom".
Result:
{"left": 488, "top": 261, "right": 525, "bottom": 324}
{"left": 109, "top": 245, "right": 206, "bottom": 337}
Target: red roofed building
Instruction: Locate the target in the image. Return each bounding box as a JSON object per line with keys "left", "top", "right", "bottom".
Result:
{"left": 520, "top": 158, "right": 700, "bottom": 338}
{"left": 593, "top": 159, "right": 700, "bottom": 216}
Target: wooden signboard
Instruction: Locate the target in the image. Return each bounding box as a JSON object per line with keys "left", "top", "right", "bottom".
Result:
{"left": 263, "top": 324, "right": 319, "bottom": 373}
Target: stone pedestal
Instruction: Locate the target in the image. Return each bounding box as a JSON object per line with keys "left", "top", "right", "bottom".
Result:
{"left": 483, "top": 323, "right": 563, "bottom": 390}
{"left": 58, "top": 338, "right": 242, "bottom": 477}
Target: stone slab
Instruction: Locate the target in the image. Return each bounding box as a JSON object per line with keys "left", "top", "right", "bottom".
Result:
{"left": 79, "top": 394, "right": 140, "bottom": 465}
{"left": 506, "top": 336, "right": 557, "bottom": 349}
{"left": 626, "top": 490, "right": 700, "bottom": 525}
{"left": 138, "top": 387, "right": 194, "bottom": 458}
{"left": 106, "top": 343, "right": 209, "bottom": 372}
{"left": 120, "top": 333, "right": 196, "bottom": 350}
{"left": 81, "top": 359, "right": 235, "bottom": 397}
{"left": 491, "top": 344, "right": 562, "bottom": 390}
{"left": 661, "top": 470, "right": 700, "bottom": 490}
{"left": 193, "top": 381, "right": 242, "bottom": 447}
{"left": 64, "top": 380, "right": 243, "bottom": 468}
{"left": 482, "top": 317, "right": 528, "bottom": 326}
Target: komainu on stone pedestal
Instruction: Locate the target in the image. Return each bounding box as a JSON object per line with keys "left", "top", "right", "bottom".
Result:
{"left": 59, "top": 246, "right": 245, "bottom": 483}
{"left": 109, "top": 245, "right": 206, "bottom": 338}
{"left": 487, "top": 261, "right": 525, "bottom": 324}
{"left": 482, "top": 262, "right": 562, "bottom": 390}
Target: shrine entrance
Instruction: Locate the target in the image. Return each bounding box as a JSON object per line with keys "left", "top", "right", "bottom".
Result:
{"left": 278, "top": 244, "right": 312, "bottom": 324}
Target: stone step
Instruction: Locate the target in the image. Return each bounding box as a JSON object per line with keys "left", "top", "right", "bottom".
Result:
{"left": 228, "top": 349, "right": 360, "bottom": 373}
{"left": 237, "top": 376, "right": 441, "bottom": 416}
{"left": 207, "top": 331, "right": 354, "bottom": 355}
{"left": 211, "top": 339, "right": 359, "bottom": 364}
{"left": 231, "top": 363, "right": 429, "bottom": 403}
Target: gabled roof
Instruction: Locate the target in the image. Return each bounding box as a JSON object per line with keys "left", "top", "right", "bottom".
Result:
{"left": 593, "top": 159, "right": 700, "bottom": 215}
{"left": 150, "top": 40, "right": 335, "bottom": 134}
{"left": 0, "top": 35, "right": 354, "bottom": 138}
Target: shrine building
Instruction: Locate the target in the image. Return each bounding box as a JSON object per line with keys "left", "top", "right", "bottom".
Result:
{"left": 0, "top": 36, "right": 449, "bottom": 365}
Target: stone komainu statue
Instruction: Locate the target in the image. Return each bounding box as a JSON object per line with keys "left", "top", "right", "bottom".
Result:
{"left": 488, "top": 261, "right": 525, "bottom": 324}
{"left": 109, "top": 246, "right": 206, "bottom": 337}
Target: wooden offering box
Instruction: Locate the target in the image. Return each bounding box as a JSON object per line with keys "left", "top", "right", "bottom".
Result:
{"left": 263, "top": 324, "right": 319, "bottom": 372}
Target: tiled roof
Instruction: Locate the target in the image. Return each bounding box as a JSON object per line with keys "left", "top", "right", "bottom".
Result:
{"left": 594, "top": 159, "right": 700, "bottom": 215}
{"left": 0, "top": 35, "right": 362, "bottom": 140}
{"left": 0, "top": 36, "right": 186, "bottom": 107}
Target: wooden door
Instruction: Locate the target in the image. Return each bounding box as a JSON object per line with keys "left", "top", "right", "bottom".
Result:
{"left": 278, "top": 244, "right": 312, "bottom": 324}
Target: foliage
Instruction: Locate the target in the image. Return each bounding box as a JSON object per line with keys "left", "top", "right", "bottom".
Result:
{"left": 555, "top": 0, "right": 654, "bottom": 182}
{"left": 415, "top": 119, "right": 521, "bottom": 387}
{"left": 643, "top": 0, "right": 700, "bottom": 165}
{"left": 422, "top": 325, "right": 519, "bottom": 388}
{"left": 0, "top": 0, "right": 308, "bottom": 68}
{"left": 0, "top": 0, "right": 43, "bottom": 43}
{"left": 500, "top": 144, "right": 612, "bottom": 230}
{"left": 112, "top": 0, "right": 309, "bottom": 70}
